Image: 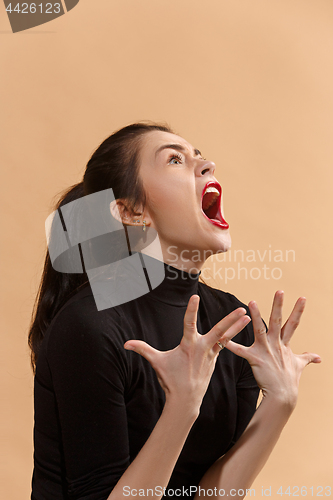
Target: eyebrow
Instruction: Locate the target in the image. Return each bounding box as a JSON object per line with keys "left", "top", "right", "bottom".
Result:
{"left": 155, "top": 143, "right": 202, "bottom": 158}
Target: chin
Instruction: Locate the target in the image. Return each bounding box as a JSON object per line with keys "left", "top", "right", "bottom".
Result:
{"left": 211, "top": 230, "right": 232, "bottom": 254}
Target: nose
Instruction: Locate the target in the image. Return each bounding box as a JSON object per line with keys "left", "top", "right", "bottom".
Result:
{"left": 195, "top": 159, "right": 216, "bottom": 177}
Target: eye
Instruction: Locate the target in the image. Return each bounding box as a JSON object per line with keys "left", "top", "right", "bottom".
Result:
{"left": 168, "top": 153, "right": 183, "bottom": 165}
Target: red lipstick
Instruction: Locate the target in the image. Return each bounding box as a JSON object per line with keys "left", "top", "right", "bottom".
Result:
{"left": 201, "top": 181, "right": 229, "bottom": 230}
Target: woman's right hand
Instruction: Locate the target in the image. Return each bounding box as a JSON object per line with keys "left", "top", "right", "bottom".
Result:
{"left": 124, "top": 295, "right": 251, "bottom": 416}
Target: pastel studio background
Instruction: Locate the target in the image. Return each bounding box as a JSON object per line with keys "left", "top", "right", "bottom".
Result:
{"left": 1, "top": 1, "right": 332, "bottom": 498}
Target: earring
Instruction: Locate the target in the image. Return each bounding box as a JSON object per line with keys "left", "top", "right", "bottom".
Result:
{"left": 142, "top": 220, "right": 146, "bottom": 232}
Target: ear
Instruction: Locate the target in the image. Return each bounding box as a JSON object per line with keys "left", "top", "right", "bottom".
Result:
{"left": 109, "top": 199, "right": 151, "bottom": 228}
{"left": 110, "top": 199, "right": 132, "bottom": 224}
{"left": 110, "top": 199, "right": 123, "bottom": 223}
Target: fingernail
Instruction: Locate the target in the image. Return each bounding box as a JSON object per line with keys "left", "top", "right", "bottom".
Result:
{"left": 124, "top": 343, "right": 135, "bottom": 351}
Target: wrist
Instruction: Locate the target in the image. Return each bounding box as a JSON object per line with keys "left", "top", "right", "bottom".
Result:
{"left": 163, "top": 394, "right": 200, "bottom": 424}
{"left": 261, "top": 390, "right": 297, "bottom": 415}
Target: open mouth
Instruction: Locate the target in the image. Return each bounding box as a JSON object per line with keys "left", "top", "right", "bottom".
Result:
{"left": 201, "top": 181, "right": 229, "bottom": 229}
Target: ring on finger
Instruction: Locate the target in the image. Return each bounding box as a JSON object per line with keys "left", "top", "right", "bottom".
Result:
{"left": 216, "top": 341, "right": 224, "bottom": 350}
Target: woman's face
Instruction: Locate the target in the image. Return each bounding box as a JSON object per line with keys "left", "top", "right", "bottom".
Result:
{"left": 138, "top": 130, "right": 232, "bottom": 271}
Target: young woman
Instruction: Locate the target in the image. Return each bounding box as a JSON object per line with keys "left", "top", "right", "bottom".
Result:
{"left": 29, "top": 122, "right": 320, "bottom": 500}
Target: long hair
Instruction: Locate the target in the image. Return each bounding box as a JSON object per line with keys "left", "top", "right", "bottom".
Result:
{"left": 28, "top": 122, "right": 174, "bottom": 372}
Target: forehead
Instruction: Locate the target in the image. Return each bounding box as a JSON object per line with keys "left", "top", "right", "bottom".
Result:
{"left": 140, "top": 130, "right": 195, "bottom": 158}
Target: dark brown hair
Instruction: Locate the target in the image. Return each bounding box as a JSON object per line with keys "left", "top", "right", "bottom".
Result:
{"left": 28, "top": 121, "right": 174, "bottom": 372}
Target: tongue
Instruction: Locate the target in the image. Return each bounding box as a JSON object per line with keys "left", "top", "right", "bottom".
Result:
{"left": 202, "top": 192, "right": 218, "bottom": 211}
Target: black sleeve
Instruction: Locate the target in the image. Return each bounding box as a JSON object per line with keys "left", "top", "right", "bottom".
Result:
{"left": 46, "top": 299, "right": 131, "bottom": 499}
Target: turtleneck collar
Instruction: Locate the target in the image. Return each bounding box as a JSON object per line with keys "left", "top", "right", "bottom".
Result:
{"left": 146, "top": 257, "right": 201, "bottom": 307}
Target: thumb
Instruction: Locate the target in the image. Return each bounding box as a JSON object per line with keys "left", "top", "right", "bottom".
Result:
{"left": 124, "top": 340, "right": 160, "bottom": 365}
{"left": 299, "top": 351, "right": 322, "bottom": 368}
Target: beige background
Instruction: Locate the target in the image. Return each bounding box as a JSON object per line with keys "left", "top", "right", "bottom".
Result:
{"left": 1, "top": 0, "right": 332, "bottom": 498}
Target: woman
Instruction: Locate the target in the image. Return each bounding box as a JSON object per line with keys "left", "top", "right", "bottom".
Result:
{"left": 29, "top": 122, "right": 320, "bottom": 500}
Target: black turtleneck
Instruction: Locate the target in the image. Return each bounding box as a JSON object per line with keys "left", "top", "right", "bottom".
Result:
{"left": 32, "top": 257, "right": 260, "bottom": 500}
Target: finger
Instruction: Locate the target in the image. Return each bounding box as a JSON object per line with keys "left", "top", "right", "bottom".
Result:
{"left": 297, "top": 351, "right": 322, "bottom": 369}
{"left": 124, "top": 340, "right": 160, "bottom": 366}
{"left": 267, "top": 290, "right": 284, "bottom": 341}
{"left": 248, "top": 300, "right": 269, "bottom": 345}
{"left": 183, "top": 294, "right": 200, "bottom": 341}
{"left": 281, "top": 297, "right": 306, "bottom": 345}
{"left": 218, "top": 315, "right": 251, "bottom": 346}
{"left": 205, "top": 307, "right": 248, "bottom": 348}
{"left": 218, "top": 338, "right": 251, "bottom": 361}
{"left": 211, "top": 315, "right": 251, "bottom": 355}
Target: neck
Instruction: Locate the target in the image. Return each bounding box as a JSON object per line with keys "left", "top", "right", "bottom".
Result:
{"left": 141, "top": 239, "right": 209, "bottom": 275}
{"left": 161, "top": 251, "right": 204, "bottom": 275}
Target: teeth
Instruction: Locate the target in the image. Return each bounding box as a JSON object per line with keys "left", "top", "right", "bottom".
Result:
{"left": 204, "top": 186, "right": 220, "bottom": 196}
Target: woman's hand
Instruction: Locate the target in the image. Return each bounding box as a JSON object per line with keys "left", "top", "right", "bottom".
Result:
{"left": 224, "top": 290, "right": 321, "bottom": 409}
{"left": 194, "top": 293, "right": 321, "bottom": 497}
{"left": 124, "top": 295, "right": 251, "bottom": 416}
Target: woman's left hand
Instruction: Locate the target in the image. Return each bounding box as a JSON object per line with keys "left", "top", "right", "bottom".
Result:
{"left": 222, "top": 291, "right": 321, "bottom": 408}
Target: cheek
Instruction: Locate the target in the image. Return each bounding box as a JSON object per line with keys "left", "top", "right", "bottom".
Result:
{"left": 146, "top": 182, "right": 183, "bottom": 219}
{"left": 142, "top": 173, "right": 198, "bottom": 230}
{"left": 149, "top": 193, "right": 180, "bottom": 224}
